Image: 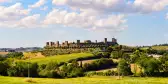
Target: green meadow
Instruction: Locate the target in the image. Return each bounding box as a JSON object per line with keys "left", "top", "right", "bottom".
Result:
{"left": 26, "top": 53, "right": 93, "bottom": 64}
{"left": 0, "top": 76, "right": 168, "bottom": 84}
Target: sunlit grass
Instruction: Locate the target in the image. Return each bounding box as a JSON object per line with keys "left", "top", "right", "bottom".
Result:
{"left": 152, "top": 46, "right": 168, "bottom": 50}
{"left": 25, "top": 53, "right": 93, "bottom": 64}
{"left": 0, "top": 76, "right": 168, "bottom": 84}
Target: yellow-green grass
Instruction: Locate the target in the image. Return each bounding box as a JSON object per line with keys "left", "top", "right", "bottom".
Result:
{"left": 140, "top": 46, "right": 168, "bottom": 50}
{"left": 0, "top": 76, "right": 168, "bottom": 84}
{"left": 25, "top": 53, "right": 93, "bottom": 64}
{"left": 140, "top": 47, "right": 149, "bottom": 50}
{"left": 23, "top": 52, "right": 45, "bottom": 59}
{"left": 152, "top": 46, "right": 168, "bottom": 50}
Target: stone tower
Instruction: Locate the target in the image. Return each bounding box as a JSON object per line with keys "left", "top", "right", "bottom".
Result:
{"left": 56, "top": 41, "right": 59, "bottom": 47}
{"left": 112, "top": 38, "right": 117, "bottom": 43}
{"left": 46, "top": 42, "right": 50, "bottom": 46}
{"left": 104, "top": 38, "right": 107, "bottom": 44}
{"left": 50, "top": 42, "right": 55, "bottom": 46}
{"left": 65, "top": 41, "right": 69, "bottom": 46}
{"left": 77, "top": 40, "right": 80, "bottom": 44}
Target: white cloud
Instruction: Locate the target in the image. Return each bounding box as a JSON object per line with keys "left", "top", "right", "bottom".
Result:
{"left": 166, "top": 13, "right": 168, "bottom": 20}
{"left": 0, "top": 3, "right": 30, "bottom": 21}
{"left": 17, "top": 14, "right": 41, "bottom": 28}
{"left": 0, "top": 3, "right": 43, "bottom": 28}
{"left": 52, "top": 0, "right": 67, "bottom": 5}
{"left": 0, "top": 14, "right": 42, "bottom": 28}
{"left": 29, "top": 0, "right": 46, "bottom": 8}
{"left": 1, "top": 0, "right": 168, "bottom": 32}
{"left": 0, "top": 0, "right": 11, "bottom": 3}
{"left": 52, "top": 0, "right": 168, "bottom": 14}
{"left": 134, "top": 0, "right": 168, "bottom": 13}
{"left": 44, "top": 9, "right": 127, "bottom": 31}
{"left": 49, "top": 0, "right": 168, "bottom": 31}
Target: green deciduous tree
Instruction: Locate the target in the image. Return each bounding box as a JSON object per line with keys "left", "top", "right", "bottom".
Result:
{"left": 117, "top": 59, "right": 132, "bottom": 76}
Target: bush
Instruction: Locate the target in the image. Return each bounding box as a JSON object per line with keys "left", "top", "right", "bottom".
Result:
{"left": 0, "top": 56, "right": 6, "bottom": 61}
{"left": 38, "top": 64, "right": 46, "bottom": 71}
{"left": 6, "top": 52, "right": 24, "bottom": 59}
{"left": 117, "top": 59, "right": 132, "bottom": 76}
{"left": 45, "top": 61, "right": 59, "bottom": 70}
{"left": 0, "top": 61, "right": 8, "bottom": 75}
{"left": 39, "top": 69, "right": 61, "bottom": 78}
{"left": 102, "top": 52, "right": 111, "bottom": 58}
{"left": 7, "top": 61, "right": 38, "bottom": 77}
{"left": 85, "top": 70, "right": 118, "bottom": 77}
{"left": 83, "top": 58, "right": 114, "bottom": 71}
{"left": 67, "top": 67, "right": 84, "bottom": 78}
{"left": 68, "top": 54, "right": 102, "bottom": 63}
{"left": 111, "top": 51, "right": 124, "bottom": 59}
{"left": 60, "top": 61, "right": 84, "bottom": 78}
{"left": 39, "top": 61, "right": 60, "bottom": 78}
{"left": 141, "top": 58, "right": 160, "bottom": 76}
{"left": 7, "top": 67, "right": 17, "bottom": 76}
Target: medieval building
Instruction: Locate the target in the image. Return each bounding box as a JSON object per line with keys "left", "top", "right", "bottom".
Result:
{"left": 45, "top": 38, "right": 118, "bottom": 49}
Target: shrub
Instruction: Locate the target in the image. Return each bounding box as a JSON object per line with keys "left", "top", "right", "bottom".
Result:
{"left": 102, "top": 52, "right": 110, "bottom": 58}
{"left": 59, "top": 61, "right": 84, "bottom": 78}
{"left": 68, "top": 54, "right": 102, "bottom": 63}
{"left": 7, "top": 66, "right": 17, "bottom": 76}
{"left": 67, "top": 67, "right": 84, "bottom": 78}
{"left": 7, "top": 61, "right": 38, "bottom": 77}
{"left": 85, "top": 70, "right": 117, "bottom": 77}
{"left": 117, "top": 59, "right": 132, "bottom": 76}
{"left": 38, "top": 64, "right": 46, "bottom": 71}
{"left": 141, "top": 58, "right": 160, "bottom": 76}
{"left": 45, "top": 61, "right": 59, "bottom": 70}
{"left": 83, "top": 58, "right": 114, "bottom": 71}
{"left": 39, "top": 70, "right": 59, "bottom": 78}
{"left": 0, "top": 56, "right": 6, "bottom": 61}
{"left": 39, "top": 61, "right": 60, "bottom": 78}
{"left": 0, "top": 61, "right": 8, "bottom": 75}
{"left": 6, "top": 52, "right": 24, "bottom": 59}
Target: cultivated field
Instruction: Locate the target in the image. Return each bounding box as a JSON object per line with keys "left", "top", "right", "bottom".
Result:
{"left": 0, "top": 52, "right": 8, "bottom": 55}
{"left": 152, "top": 46, "right": 168, "bottom": 50}
{"left": 23, "top": 52, "right": 45, "bottom": 59}
{"left": 25, "top": 53, "right": 93, "bottom": 64}
{"left": 0, "top": 76, "right": 168, "bottom": 84}
{"left": 140, "top": 46, "right": 168, "bottom": 50}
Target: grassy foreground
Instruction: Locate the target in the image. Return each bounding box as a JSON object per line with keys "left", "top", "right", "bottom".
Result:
{"left": 26, "top": 53, "right": 93, "bottom": 64}
{"left": 0, "top": 76, "right": 168, "bottom": 84}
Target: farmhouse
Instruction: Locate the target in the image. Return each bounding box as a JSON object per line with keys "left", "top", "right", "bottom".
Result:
{"left": 46, "top": 38, "right": 118, "bottom": 48}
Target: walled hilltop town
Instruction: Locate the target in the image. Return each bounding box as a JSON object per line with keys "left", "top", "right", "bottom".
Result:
{"left": 45, "top": 38, "right": 118, "bottom": 49}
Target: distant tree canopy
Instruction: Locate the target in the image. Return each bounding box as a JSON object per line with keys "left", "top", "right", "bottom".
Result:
{"left": 153, "top": 44, "right": 168, "bottom": 46}
{"left": 0, "top": 55, "right": 6, "bottom": 61}
{"left": 6, "top": 52, "right": 24, "bottom": 59}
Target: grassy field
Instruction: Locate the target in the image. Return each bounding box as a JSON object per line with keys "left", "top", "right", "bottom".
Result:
{"left": 25, "top": 53, "right": 93, "bottom": 64}
{"left": 152, "top": 46, "right": 168, "bottom": 50}
{"left": 140, "top": 46, "right": 168, "bottom": 50}
{"left": 23, "top": 52, "right": 45, "bottom": 59}
{"left": 0, "top": 76, "right": 168, "bottom": 84}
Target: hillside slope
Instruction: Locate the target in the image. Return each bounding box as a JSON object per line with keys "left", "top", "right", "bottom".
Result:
{"left": 25, "top": 53, "right": 93, "bottom": 64}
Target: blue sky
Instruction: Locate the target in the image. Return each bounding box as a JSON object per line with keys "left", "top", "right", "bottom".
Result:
{"left": 0, "top": 0, "right": 168, "bottom": 48}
